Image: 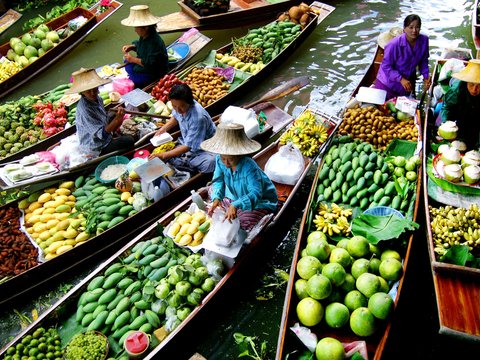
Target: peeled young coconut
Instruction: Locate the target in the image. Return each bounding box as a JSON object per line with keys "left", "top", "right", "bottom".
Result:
{"left": 299, "top": 13, "right": 310, "bottom": 27}
{"left": 289, "top": 6, "right": 305, "bottom": 20}
{"left": 278, "top": 12, "right": 290, "bottom": 22}
{"left": 438, "top": 121, "right": 458, "bottom": 140}
{"left": 109, "top": 91, "right": 121, "bottom": 102}
{"left": 464, "top": 165, "right": 480, "bottom": 184}
{"left": 450, "top": 140, "right": 467, "bottom": 152}
{"left": 437, "top": 144, "right": 451, "bottom": 155}
{"left": 444, "top": 164, "right": 463, "bottom": 183}
{"left": 462, "top": 150, "right": 480, "bottom": 168}
{"left": 299, "top": 2, "right": 311, "bottom": 13}
{"left": 441, "top": 147, "right": 461, "bottom": 165}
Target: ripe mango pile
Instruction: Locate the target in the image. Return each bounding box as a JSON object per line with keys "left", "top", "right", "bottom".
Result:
{"left": 167, "top": 211, "right": 211, "bottom": 247}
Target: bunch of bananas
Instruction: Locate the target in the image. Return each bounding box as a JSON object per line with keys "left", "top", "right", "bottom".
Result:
{"left": 312, "top": 203, "right": 352, "bottom": 236}
{"left": 0, "top": 60, "right": 21, "bottom": 83}
{"left": 100, "top": 65, "right": 123, "bottom": 77}
{"left": 152, "top": 141, "right": 176, "bottom": 154}
{"left": 429, "top": 204, "right": 480, "bottom": 256}
{"left": 279, "top": 110, "right": 329, "bottom": 157}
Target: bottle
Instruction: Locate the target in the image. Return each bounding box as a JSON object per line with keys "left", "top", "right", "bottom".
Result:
{"left": 191, "top": 190, "right": 206, "bottom": 211}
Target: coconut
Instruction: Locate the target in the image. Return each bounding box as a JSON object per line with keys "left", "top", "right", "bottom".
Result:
{"left": 278, "top": 12, "right": 290, "bottom": 22}
{"left": 461, "top": 150, "right": 480, "bottom": 168}
{"left": 441, "top": 147, "right": 461, "bottom": 165}
{"left": 444, "top": 164, "right": 463, "bottom": 183}
{"left": 450, "top": 140, "right": 467, "bottom": 152}
{"left": 288, "top": 6, "right": 305, "bottom": 20}
{"left": 437, "top": 144, "right": 450, "bottom": 155}
{"left": 299, "top": 2, "right": 311, "bottom": 13}
{"left": 299, "top": 13, "right": 310, "bottom": 27}
{"left": 464, "top": 165, "right": 480, "bottom": 184}
{"left": 438, "top": 121, "right": 458, "bottom": 140}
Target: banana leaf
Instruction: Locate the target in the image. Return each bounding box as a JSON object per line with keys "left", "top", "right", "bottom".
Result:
{"left": 426, "top": 157, "right": 480, "bottom": 196}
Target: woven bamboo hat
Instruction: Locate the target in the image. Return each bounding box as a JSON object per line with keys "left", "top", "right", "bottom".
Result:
{"left": 377, "top": 27, "right": 403, "bottom": 49}
{"left": 452, "top": 59, "right": 480, "bottom": 84}
{"left": 201, "top": 123, "right": 261, "bottom": 155}
{"left": 65, "top": 68, "right": 111, "bottom": 94}
{"left": 121, "top": 5, "right": 161, "bottom": 27}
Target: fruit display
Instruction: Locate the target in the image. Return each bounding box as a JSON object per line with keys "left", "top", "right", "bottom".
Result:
{"left": 2, "top": 327, "right": 63, "bottom": 360}
{"left": 294, "top": 230, "right": 402, "bottom": 339}
{"left": 317, "top": 140, "right": 418, "bottom": 214}
{"left": 166, "top": 210, "right": 211, "bottom": 246}
{"left": 64, "top": 331, "right": 108, "bottom": 360}
{"left": 313, "top": 203, "right": 352, "bottom": 237}
{"left": 279, "top": 110, "right": 331, "bottom": 157}
{"left": 0, "top": 60, "right": 22, "bottom": 83}
{"left": 183, "top": 68, "right": 230, "bottom": 108}
{"left": 32, "top": 101, "right": 68, "bottom": 136}
{"left": 214, "top": 53, "right": 265, "bottom": 74}
{"left": 277, "top": 3, "right": 313, "bottom": 28}
{"left": 150, "top": 73, "right": 185, "bottom": 103}
{"left": 152, "top": 141, "right": 176, "bottom": 154}
{"left": 429, "top": 204, "right": 480, "bottom": 257}
{"left": 184, "top": 0, "right": 230, "bottom": 17}
{"left": 73, "top": 235, "right": 220, "bottom": 347}
{"left": 4, "top": 24, "right": 62, "bottom": 72}
{"left": 338, "top": 104, "right": 419, "bottom": 151}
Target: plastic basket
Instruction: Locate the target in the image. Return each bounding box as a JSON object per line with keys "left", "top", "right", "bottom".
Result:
{"left": 95, "top": 156, "right": 129, "bottom": 184}
{"left": 363, "top": 206, "right": 404, "bottom": 219}
{"left": 168, "top": 42, "right": 190, "bottom": 65}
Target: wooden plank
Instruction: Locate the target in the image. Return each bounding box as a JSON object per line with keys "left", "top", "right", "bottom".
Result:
{"left": 0, "top": 8, "right": 22, "bottom": 35}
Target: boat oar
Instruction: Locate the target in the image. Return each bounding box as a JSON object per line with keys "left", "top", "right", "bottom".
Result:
{"left": 110, "top": 108, "right": 170, "bottom": 119}
{"left": 242, "top": 76, "right": 310, "bottom": 109}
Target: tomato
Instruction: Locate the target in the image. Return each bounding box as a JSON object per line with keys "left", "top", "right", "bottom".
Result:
{"left": 165, "top": 80, "right": 172, "bottom": 88}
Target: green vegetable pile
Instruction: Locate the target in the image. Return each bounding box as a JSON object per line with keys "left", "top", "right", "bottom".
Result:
{"left": 64, "top": 331, "right": 108, "bottom": 360}
{"left": 3, "top": 327, "right": 63, "bottom": 360}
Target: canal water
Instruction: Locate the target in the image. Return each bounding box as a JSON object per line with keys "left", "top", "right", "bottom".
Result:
{"left": 0, "top": 0, "right": 477, "bottom": 359}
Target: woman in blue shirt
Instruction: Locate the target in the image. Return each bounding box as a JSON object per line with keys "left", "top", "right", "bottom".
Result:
{"left": 201, "top": 123, "right": 278, "bottom": 231}
{"left": 121, "top": 5, "right": 168, "bottom": 88}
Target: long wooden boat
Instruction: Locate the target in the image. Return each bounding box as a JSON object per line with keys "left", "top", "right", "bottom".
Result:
{"left": 0, "top": 1, "right": 123, "bottom": 99}
{"left": 0, "top": 30, "right": 212, "bottom": 167}
{"left": 276, "top": 46, "right": 423, "bottom": 360}
{"left": 148, "top": 1, "right": 335, "bottom": 117}
{"left": 473, "top": 0, "right": 480, "bottom": 59}
{"left": 0, "top": 134, "right": 315, "bottom": 358}
{"left": 156, "top": 0, "right": 297, "bottom": 34}
{"left": 422, "top": 58, "right": 480, "bottom": 341}
{"left": 0, "top": 101, "right": 294, "bottom": 306}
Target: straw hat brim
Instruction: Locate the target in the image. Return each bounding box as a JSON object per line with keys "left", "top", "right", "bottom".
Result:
{"left": 452, "top": 59, "right": 480, "bottom": 84}
{"left": 201, "top": 123, "right": 261, "bottom": 155}
{"left": 121, "top": 5, "right": 161, "bottom": 27}
{"left": 377, "top": 27, "right": 403, "bottom": 49}
{"left": 65, "top": 68, "right": 112, "bottom": 94}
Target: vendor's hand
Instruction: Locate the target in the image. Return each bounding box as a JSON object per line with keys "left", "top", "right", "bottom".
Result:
{"left": 154, "top": 126, "right": 166, "bottom": 136}
{"left": 225, "top": 204, "right": 237, "bottom": 223}
{"left": 424, "top": 77, "right": 431, "bottom": 90}
{"left": 123, "top": 53, "right": 136, "bottom": 64}
{"left": 208, "top": 199, "right": 221, "bottom": 216}
{"left": 148, "top": 152, "right": 167, "bottom": 161}
{"left": 114, "top": 107, "right": 125, "bottom": 124}
{"left": 122, "top": 45, "right": 134, "bottom": 53}
{"left": 400, "top": 78, "right": 413, "bottom": 93}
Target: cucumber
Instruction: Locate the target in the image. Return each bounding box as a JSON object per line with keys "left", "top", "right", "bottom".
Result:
{"left": 87, "top": 276, "right": 105, "bottom": 291}
{"left": 103, "top": 272, "right": 123, "bottom": 289}
{"left": 98, "top": 288, "right": 117, "bottom": 305}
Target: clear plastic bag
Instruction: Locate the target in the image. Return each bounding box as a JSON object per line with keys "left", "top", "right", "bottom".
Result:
{"left": 209, "top": 207, "right": 240, "bottom": 247}
{"left": 264, "top": 143, "right": 304, "bottom": 185}
{"left": 220, "top": 106, "right": 259, "bottom": 138}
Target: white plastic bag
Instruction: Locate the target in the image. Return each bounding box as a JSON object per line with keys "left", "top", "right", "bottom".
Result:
{"left": 209, "top": 207, "right": 240, "bottom": 247}
{"left": 265, "top": 143, "right": 304, "bottom": 185}
{"left": 220, "top": 106, "right": 259, "bottom": 138}
{"left": 438, "top": 58, "right": 465, "bottom": 82}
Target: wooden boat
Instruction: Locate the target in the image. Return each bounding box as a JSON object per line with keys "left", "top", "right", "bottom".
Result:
{"left": 472, "top": 0, "right": 480, "bottom": 59}
{"left": 0, "top": 101, "right": 295, "bottom": 306}
{"left": 0, "top": 131, "right": 316, "bottom": 358}
{"left": 156, "top": 0, "right": 296, "bottom": 34}
{"left": 0, "top": 1, "right": 123, "bottom": 99}
{"left": 148, "top": 1, "right": 335, "bottom": 117}
{"left": 0, "top": 30, "right": 212, "bottom": 167}
{"left": 422, "top": 58, "right": 480, "bottom": 341}
{"left": 276, "top": 46, "right": 423, "bottom": 360}
{"left": 0, "top": 8, "right": 22, "bottom": 35}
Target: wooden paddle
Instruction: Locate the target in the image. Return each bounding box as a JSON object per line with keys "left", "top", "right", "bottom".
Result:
{"left": 242, "top": 75, "right": 310, "bottom": 109}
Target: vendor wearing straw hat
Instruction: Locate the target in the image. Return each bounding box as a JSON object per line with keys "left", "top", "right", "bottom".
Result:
{"left": 374, "top": 14, "right": 430, "bottom": 100}
{"left": 201, "top": 123, "right": 278, "bottom": 231}
{"left": 441, "top": 59, "right": 480, "bottom": 148}
{"left": 66, "top": 68, "right": 134, "bottom": 155}
{"left": 121, "top": 5, "right": 168, "bottom": 88}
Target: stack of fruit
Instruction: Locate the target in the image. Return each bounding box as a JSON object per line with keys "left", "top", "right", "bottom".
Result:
{"left": 167, "top": 211, "right": 211, "bottom": 247}
{"left": 150, "top": 74, "right": 185, "bottom": 103}
{"left": 2, "top": 327, "right": 63, "bottom": 360}
{"left": 214, "top": 53, "right": 266, "bottom": 74}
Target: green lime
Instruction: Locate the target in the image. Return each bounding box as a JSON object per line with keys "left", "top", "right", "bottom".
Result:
{"left": 28, "top": 348, "right": 39, "bottom": 357}
{"left": 37, "top": 343, "right": 47, "bottom": 352}
{"left": 30, "top": 340, "right": 39, "bottom": 347}
{"left": 45, "top": 352, "right": 54, "bottom": 359}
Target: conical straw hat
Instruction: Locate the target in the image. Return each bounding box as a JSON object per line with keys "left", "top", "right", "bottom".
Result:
{"left": 452, "top": 59, "right": 480, "bottom": 84}
{"left": 201, "top": 123, "right": 261, "bottom": 155}
{"left": 121, "top": 5, "right": 161, "bottom": 27}
{"left": 65, "top": 68, "right": 111, "bottom": 94}
{"left": 377, "top": 27, "right": 403, "bottom": 49}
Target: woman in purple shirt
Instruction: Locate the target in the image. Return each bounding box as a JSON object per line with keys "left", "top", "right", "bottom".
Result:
{"left": 375, "top": 14, "right": 431, "bottom": 100}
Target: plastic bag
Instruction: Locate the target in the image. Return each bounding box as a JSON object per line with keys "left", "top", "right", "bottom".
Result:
{"left": 264, "top": 143, "right": 304, "bottom": 185}
{"left": 438, "top": 58, "right": 465, "bottom": 82}
{"left": 221, "top": 106, "right": 260, "bottom": 138}
{"left": 208, "top": 207, "right": 240, "bottom": 247}
{"left": 113, "top": 78, "right": 135, "bottom": 95}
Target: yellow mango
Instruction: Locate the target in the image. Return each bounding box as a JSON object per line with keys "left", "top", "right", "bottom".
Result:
{"left": 168, "top": 222, "right": 181, "bottom": 237}
{"left": 55, "top": 188, "right": 71, "bottom": 196}
{"left": 32, "top": 207, "right": 45, "bottom": 216}
{"left": 192, "top": 212, "right": 206, "bottom": 224}
{"left": 63, "top": 239, "right": 76, "bottom": 246}
{"left": 193, "top": 230, "right": 204, "bottom": 242}
{"left": 51, "top": 231, "right": 66, "bottom": 242}
{"left": 43, "top": 200, "right": 57, "bottom": 209}
{"left": 121, "top": 192, "right": 131, "bottom": 202}
{"left": 18, "top": 199, "right": 30, "bottom": 210}
{"left": 30, "top": 232, "right": 39, "bottom": 239}
{"left": 179, "top": 234, "right": 192, "bottom": 246}
{"left": 70, "top": 219, "right": 82, "bottom": 230}
{"left": 39, "top": 242, "right": 48, "bottom": 250}
{"left": 67, "top": 195, "right": 76, "bottom": 201}
{"left": 57, "top": 219, "right": 70, "bottom": 230}
{"left": 128, "top": 197, "right": 135, "bottom": 205}
{"left": 39, "top": 230, "right": 51, "bottom": 241}
{"left": 45, "top": 219, "right": 59, "bottom": 229}
{"left": 43, "top": 208, "right": 56, "bottom": 214}
{"left": 37, "top": 193, "right": 52, "bottom": 203}
{"left": 26, "top": 227, "right": 34, "bottom": 234}
{"left": 186, "top": 223, "right": 198, "bottom": 235}
{"left": 64, "top": 228, "right": 78, "bottom": 239}
{"left": 24, "top": 213, "right": 33, "bottom": 222}
{"left": 174, "top": 233, "right": 182, "bottom": 243}
{"left": 177, "top": 212, "right": 192, "bottom": 225}
{"left": 48, "top": 227, "right": 58, "bottom": 236}
{"left": 44, "top": 237, "right": 56, "bottom": 247}
{"left": 27, "top": 215, "right": 41, "bottom": 224}
{"left": 47, "top": 241, "right": 65, "bottom": 254}
{"left": 33, "top": 222, "right": 47, "bottom": 234}
{"left": 59, "top": 181, "right": 74, "bottom": 189}
{"left": 56, "top": 244, "right": 73, "bottom": 255}
{"left": 39, "top": 214, "right": 52, "bottom": 223}
{"left": 44, "top": 188, "right": 57, "bottom": 194}
{"left": 55, "top": 204, "right": 71, "bottom": 213}
{"left": 55, "top": 195, "right": 68, "bottom": 203}
{"left": 178, "top": 223, "right": 190, "bottom": 236}
{"left": 45, "top": 253, "right": 57, "bottom": 261}
{"left": 75, "top": 232, "right": 90, "bottom": 243}
{"left": 55, "top": 212, "right": 70, "bottom": 221}
{"left": 64, "top": 201, "right": 76, "bottom": 208}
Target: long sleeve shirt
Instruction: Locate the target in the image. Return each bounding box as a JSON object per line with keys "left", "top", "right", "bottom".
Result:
{"left": 132, "top": 32, "right": 168, "bottom": 79}
{"left": 75, "top": 95, "right": 111, "bottom": 154}
{"left": 173, "top": 101, "right": 216, "bottom": 154}
{"left": 441, "top": 79, "right": 480, "bottom": 148}
{"left": 211, "top": 156, "right": 278, "bottom": 212}
{"left": 376, "top": 33, "right": 429, "bottom": 97}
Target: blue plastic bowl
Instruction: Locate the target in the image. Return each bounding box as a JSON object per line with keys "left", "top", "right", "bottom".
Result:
{"left": 168, "top": 42, "right": 190, "bottom": 65}
{"left": 363, "top": 206, "right": 404, "bottom": 219}
{"left": 95, "top": 156, "right": 130, "bottom": 184}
